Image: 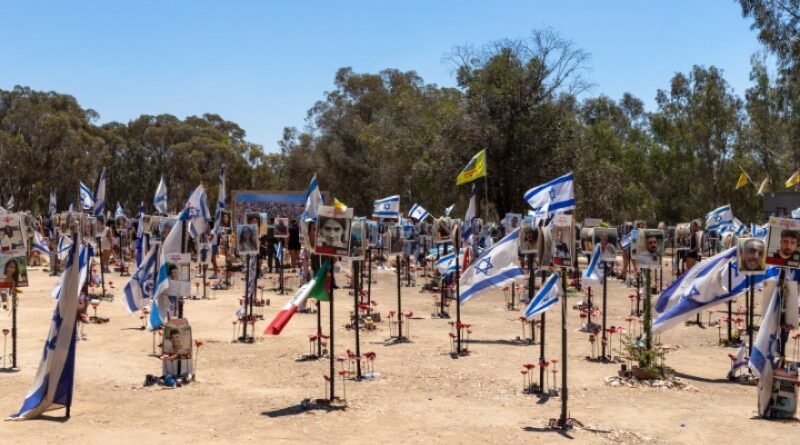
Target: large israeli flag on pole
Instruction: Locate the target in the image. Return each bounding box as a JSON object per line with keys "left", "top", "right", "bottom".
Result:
{"left": 185, "top": 185, "right": 211, "bottom": 239}
{"left": 705, "top": 204, "right": 733, "bottom": 232}
{"left": 523, "top": 272, "right": 561, "bottom": 318}
{"left": 749, "top": 284, "right": 782, "bottom": 417}
{"left": 373, "top": 195, "right": 400, "bottom": 219}
{"left": 301, "top": 174, "right": 322, "bottom": 222}
{"left": 581, "top": 244, "right": 603, "bottom": 287}
{"left": 79, "top": 182, "right": 94, "bottom": 210}
{"left": 459, "top": 229, "right": 524, "bottom": 303}
{"left": 124, "top": 245, "right": 158, "bottom": 313}
{"left": 408, "top": 203, "right": 430, "bottom": 222}
{"left": 214, "top": 167, "right": 227, "bottom": 236}
{"left": 153, "top": 175, "right": 168, "bottom": 215}
{"left": 93, "top": 168, "right": 106, "bottom": 218}
{"left": 524, "top": 172, "right": 575, "bottom": 216}
{"left": 655, "top": 247, "right": 737, "bottom": 314}
{"left": 8, "top": 235, "right": 85, "bottom": 420}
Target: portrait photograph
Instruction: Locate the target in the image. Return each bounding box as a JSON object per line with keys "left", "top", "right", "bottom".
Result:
{"left": 165, "top": 253, "right": 191, "bottom": 297}
{"left": 148, "top": 216, "right": 162, "bottom": 239}
{"left": 347, "top": 218, "right": 367, "bottom": 260}
{"left": 161, "top": 318, "right": 193, "bottom": 378}
{"left": 274, "top": 217, "right": 289, "bottom": 238}
{"left": 737, "top": 237, "right": 767, "bottom": 274}
{"left": 0, "top": 213, "right": 26, "bottom": 257}
{"left": 519, "top": 221, "right": 538, "bottom": 255}
{"left": 580, "top": 227, "right": 594, "bottom": 254}
{"left": 388, "top": 225, "right": 403, "bottom": 255}
{"left": 551, "top": 214, "right": 574, "bottom": 269}
{"left": 236, "top": 224, "right": 260, "bottom": 255}
{"left": 161, "top": 218, "right": 177, "bottom": 240}
{"left": 504, "top": 213, "right": 522, "bottom": 235}
{"left": 593, "top": 227, "right": 618, "bottom": 262}
{"left": 314, "top": 205, "right": 353, "bottom": 257}
{"left": 434, "top": 217, "right": 452, "bottom": 244}
{"left": 636, "top": 229, "right": 664, "bottom": 269}
{"left": 197, "top": 242, "right": 212, "bottom": 265}
{"left": 219, "top": 210, "right": 232, "bottom": 229}
{"left": 246, "top": 212, "right": 262, "bottom": 235}
{"left": 765, "top": 217, "right": 800, "bottom": 269}
{"left": 0, "top": 255, "right": 29, "bottom": 288}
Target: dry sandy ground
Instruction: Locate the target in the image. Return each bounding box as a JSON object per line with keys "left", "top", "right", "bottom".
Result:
{"left": 0, "top": 258, "right": 798, "bottom": 445}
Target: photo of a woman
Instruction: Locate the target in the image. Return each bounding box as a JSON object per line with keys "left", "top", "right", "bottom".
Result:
{"left": 237, "top": 224, "right": 259, "bottom": 255}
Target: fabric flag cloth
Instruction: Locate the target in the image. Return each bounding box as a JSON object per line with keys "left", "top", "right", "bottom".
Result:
{"left": 213, "top": 167, "right": 227, "bottom": 237}
{"left": 372, "top": 195, "right": 400, "bottom": 219}
{"left": 581, "top": 244, "right": 603, "bottom": 287}
{"left": 148, "top": 185, "right": 210, "bottom": 330}
{"left": 333, "top": 198, "right": 347, "bottom": 210}
{"left": 153, "top": 175, "right": 168, "bottom": 215}
{"left": 459, "top": 228, "right": 524, "bottom": 303}
{"left": 656, "top": 247, "right": 737, "bottom": 314}
{"left": 8, "top": 235, "right": 84, "bottom": 420}
{"left": 462, "top": 185, "right": 477, "bottom": 242}
{"left": 93, "top": 168, "right": 106, "bottom": 218}
{"left": 123, "top": 245, "right": 158, "bottom": 313}
{"left": 435, "top": 249, "right": 466, "bottom": 277}
{"left": 705, "top": 204, "right": 733, "bottom": 232}
{"left": 653, "top": 248, "right": 779, "bottom": 333}
{"left": 185, "top": 185, "right": 211, "bottom": 239}
{"left": 5, "top": 196, "right": 14, "bottom": 210}
{"left": 727, "top": 341, "right": 749, "bottom": 380}
{"left": 524, "top": 172, "right": 575, "bottom": 216}
{"left": 749, "top": 284, "right": 782, "bottom": 417}
{"left": 408, "top": 203, "right": 430, "bottom": 222}
{"left": 301, "top": 174, "right": 322, "bottom": 222}
{"left": 444, "top": 204, "right": 455, "bottom": 217}
{"left": 751, "top": 223, "right": 768, "bottom": 238}
{"left": 49, "top": 191, "right": 57, "bottom": 216}
{"left": 115, "top": 202, "right": 126, "bottom": 220}
{"left": 79, "top": 182, "right": 94, "bottom": 210}
{"left": 51, "top": 240, "right": 87, "bottom": 300}
{"left": 757, "top": 178, "right": 770, "bottom": 196}
{"left": 32, "top": 229, "right": 50, "bottom": 256}
{"left": 275, "top": 240, "right": 283, "bottom": 263}
{"left": 264, "top": 261, "right": 330, "bottom": 335}
{"left": 57, "top": 235, "right": 73, "bottom": 261}
{"left": 792, "top": 207, "right": 800, "bottom": 220}
{"left": 456, "top": 149, "right": 487, "bottom": 185}
{"left": 735, "top": 171, "right": 750, "bottom": 190}
{"left": 523, "top": 272, "right": 561, "bottom": 319}
{"left": 785, "top": 170, "right": 800, "bottom": 188}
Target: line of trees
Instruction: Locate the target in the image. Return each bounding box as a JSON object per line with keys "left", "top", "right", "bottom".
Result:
{"left": 1, "top": 2, "right": 797, "bottom": 225}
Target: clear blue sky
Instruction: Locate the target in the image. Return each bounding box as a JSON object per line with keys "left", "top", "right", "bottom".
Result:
{"left": 1, "top": 0, "right": 765, "bottom": 152}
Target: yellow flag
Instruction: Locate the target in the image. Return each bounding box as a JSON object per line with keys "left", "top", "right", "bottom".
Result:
{"left": 785, "top": 171, "right": 800, "bottom": 188}
{"left": 757, "top": 178, "right": 770, "bottom": 196}
{"left": 735, "top": 173, "right": 749, "bottom": 190}
{"left": 456, "top": 149, "right": 487, "bottom": 185}
{"left": 333, "top": 198, "right": 347, "bottom": 210}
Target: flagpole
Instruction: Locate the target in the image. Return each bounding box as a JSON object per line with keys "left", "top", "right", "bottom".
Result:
{"left": 317, "top": 256, "right": 323, "bottom": 357}
{"left": 455, "top": 235, "right": 462, "bottom": 355}
{"left": 601, "top": 261, "right": 609, "bottom": 361}
{"left": 558, "top": 271, "right": 569, "bottom": 426}
{"left": 11, "top": 283, "right": 17, "bottom": 369}
{"left": 748, "top": 275, "right": 754, "bottom": 356}
{"left": 395, "top": 254, "right": 405, "bottom": 341}
{"left": 353, "top": 260, "right": 362, "bottom": 379}
{"left": 527, "top": 254, "right": 535, "bottom": 344}
{"left": 483, "top": 176, "right": 489, "bottom": 222}
{"left": 538, "top": 269, "right": 546, "bottom": 393}
{"left": 328, "top": 265, "right": 335, "bottom": 401}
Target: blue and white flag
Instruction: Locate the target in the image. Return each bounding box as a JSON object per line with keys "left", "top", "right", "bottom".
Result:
{"left": 57, "top": 235, "right": 73, "bottom": 261}
{"left": 408, "top": 203, "right": 430, "bottom": 222}
{"left": 727, "top": 341, "right": 749, "bottom": 380}
{"left": 444, "top": 204, "right": 455, "bottom": 217}
{"left": 462, "top": 185, "right": 477, "bottom": 243}
{"left": 32, "top": 229, "right": 50, "bottom": 256}
{"left": 153, "top": 175, "right": 168, "bottom": 215}
{"left": 523, "top": 272, "right": 561, "bottom": 319}
{"left": 185, "top": 185, "right": 211, "bottom": 238}
{"left": 373, "top": 195, "right": 400, "bottom": 219}
{"left": 5, "top": 196, "right": 14, "bottom": 210}
{"left": 8, "top": 236, "right": 84, "bottom": 420}
{"left": 214, "top": 167, "right": 227, "bottom": 236}
{"left": 48, "top": 191, "right": 57, "bottom": 216}
{"left": 51, "top": 240, "right": 86, "bottom": 300}
{"left": 93, "top": 168, "right": 106, "bottom": 218}
{"left": 135, "top": 202, "right": 145, "bottom": 267}
{"left": 435, "top": 248, "right": 466, "bottom": 277}
{"left": 655, "top": 247, "right": 735, "bottom": 314}
{"left": 114, "top": 202, "right": 125, "bottom": 220}
{"left": 459, "top": 228, "right": 524, "bottom": 303}
{"left": 124, "top": 245, "right": 157, "bottom": 313}
{"left": 705, "top": 204, "right": 733, "bottom": 232}
{"left": 581, "top": 244, "right": 603, "bottom": 287}
{"left": 620, "top": 233, "right": 631, "bottom": 249}
{"left": 301, "top": 174, "right": 322, "bottom": 222}
{"left": 750, "top": 223, "right": 768, "bottom": 238}
{"left": 653, "top": 248, "right": 779, "bottom": 333}
{"left": 731, "top": 217, "right": 748, "bottom": 236}
{"left": 749, "top": 283, "right": 782, "bottom": 416}
{"left": 275, "top": 240, "right": 283, "bottom": 263}
{"left": 79, "top": 182, "right": 94, "bottom": 210}
{"left": 792, "top": 207, "right": 800, "bottom": 220}
{"left": 524, "top": 172, "right": 575, "bottom": 216}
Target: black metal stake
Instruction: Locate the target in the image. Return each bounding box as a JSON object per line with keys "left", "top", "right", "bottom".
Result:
{"left": 97, "top": 235, "right": 106, "bottom": 297}
{"left": 396, "top": 254, "right": 404, "bottom": 340}
{"left": 11, "top": 288, "right": 17, "bottom": 369}
{"left": 242, "top": 254, "right": 251, "bottom": 341}
{"left": 727, "top": 262, "right": 733, "bottom": 342}
{"left": 527, "top": 254, "right": 535, "bottom": 343}
{"left": 539, "top": 269, "right": 546, "bottom": 392}
{"left": 748, "top": 275, "right": 755, "bottom": 356}
{"left": 601, "top": 261, "right": 608, "bottom": 360}
{"left": 455, "top": 237, "right": 462, "bottom": 354}
{"left": 559, "top": 271, "right": 569, "bottom": 425}
{"left": 353, "top": 260, "right": 362, "bottom": 379}
{"left": 328, "top": 266, "right": 335, "bottom": 401}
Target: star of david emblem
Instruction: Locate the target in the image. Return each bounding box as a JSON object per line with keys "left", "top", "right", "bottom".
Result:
{"left": 383, "top": 203, "right": 390, "bottom": 210}
{"left": 549, "top": 189, "right": 556, "bottom": 200}
{"left": 476, "top": 256, "right": 494, "bottom": 275}
{"left": 715, "top": 215, "right": 721, "bottom": 223}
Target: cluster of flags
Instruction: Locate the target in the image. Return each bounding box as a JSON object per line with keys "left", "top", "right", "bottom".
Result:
{"left": 733, "top": 166, "right": 800, "bottom": 194}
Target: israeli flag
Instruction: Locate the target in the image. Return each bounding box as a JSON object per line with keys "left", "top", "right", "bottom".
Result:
{"left": 49, "top": 191, "right": 57, "bottom": 216}
{"left": 135, "top": 203, "right": 145, "bottom": 267}
{"left": 124, "top": 245, "right": 158, "bottom": 313}
{"left": 705, "top": 204, "right": 733, "bottom": 232}
{"left": 275, "top": 240, "right": 283, "bottom": 263}
{"left": 300, "top": 174, "right": 323, "bottom": 222}
{"left": 524, "top": 172, "right": 575, "bottom": 216}
{"left": 214, "top": 167, "right": 227, "bottom": 235}
{"left": 435, "top": 248, "right": 466, "bottom": 277}
{"left": 523, "top": 272, "right": 561, "bottom": 319}
{"left": 653, "top": 249, "right": 779, "bottom": 333}
{"left": 408, "top": 203, "right": 430, "bottom": 222}
{"left": 8, "top": 236, "right": 85, "bottom": 420}
{"left": 444, "top": 203, "right": 455, "bottom": 217}
{"left": 185, "top": 185, "right": 211, "bottom": 238}
{"left": 462, "top": 185, "right": 477, "bottom": 242}
{"left": 32, "top": 229, "right": 50, "bottom": 256}
{"left": 727, "top": 341, "right": 748, "bottom": 380}
{"left": 93, "top": 168, "right": 106, "bottom": 218}
{"left": 79, "top": 181, "right": 94, "bottom": 210}
{"left": 373, "top": 195, "right": 400, "bottom": 219}
{"left": 114, "top": 202, "right": 125, "bottom": 220}
{"left": 581, "top": 244, "right": 603, "bottom": 287}
{"left": 153, "top": 175, "right": 168, "bottom": 215}
{"left": 51, "top": 240, "right": 86, "bottom": 300}
{"left": 620, "top": 233, "right": 631, "bottom": 249}
{"left": 750, "top": 223, "right": 768, "bottom": 239}
{"left": 459, "top": 229, "right": 524, "bottom": 303}
{"left": 655, "top": 247, "right": 735, "bottom": 314}
{"left": 749, "top": 284, "right": 782, "bottom": 416}
{"left": 57, "top": 235, "right": 73, "bottom": 261}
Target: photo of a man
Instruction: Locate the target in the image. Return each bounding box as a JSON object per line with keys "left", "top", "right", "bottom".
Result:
{"left": 636, "top": 229, "right": 664, "bottom": 269}
{"left": 766, "top": 218, "right": 800, "bottom": 269}
{"left": 551, "top": 214, "right": 573, "bottom": 269}
{"left": 435, "top": 217, "right": 452, "bottom": 244}
{"left": 738, "top": 238, "right": 766, "bottom": 273}
{"left": 163, "top": 322, "right": 192, "bottom": 360}
{"left": 389, "top": 225, "right": 403, "bottom": 255}
{"left": 519, "top": 223, "right": 538, "bottom": 254}
{"left": 593, "top": 228, "right": 618, "bottom": 262}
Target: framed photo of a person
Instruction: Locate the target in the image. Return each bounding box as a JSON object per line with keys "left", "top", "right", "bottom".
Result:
{"left": 583, "top": 218, "right": 602, "bottom": 228}
{"left": 636, "top": 229, "right": 664, "bottom": 270}
{"left": 219, "top": 210, "right": 232, "bottom": 230}
{"left": 593, "top": 228, "right": 618, "bottom": 262}
{"left": 519, "top": 221, "right": 538, "bottom": 255}
{"left": 0, "top": 213, "right": 26, "bottom": 257}
{"left": 246, "top": 213, "right": 262, "bottom": 234}
{"left": 366, "top": 220, "right": 379, "bottom": 246}
{"left": 165, "top": 253, "right": 191, "bottom": 296}
{"left": 162, "top": 318, "right": 193, "bottom": 377}
{"left": 141, "top": 215, "right": 151, "bottom": 234}
{"left": 0, "top": 255, "right": 29, "bottom": 288}
{"left": 237, "top": 224, "right": 260, "bottom": 255}
{"left": 161, "top": 218, "right": 177, "bottom": 240}
{"left": 388, "top": 225, "right": 404, "bottom": 255}
{"left": 551, "top": 214, "right": 574, "bottom": 269}
{"left": 347, "top": 218, "right": 367, "bottom": 260}
{"left": 149, "top": 216, "right": 162, "bottom": 240}
{"left": 738, "top": 237, "right": 767, "bottom": 274}
{"left": 580, "top": 227, "right": 594, "bottom": 254}
{"left": 504, "top": 213, "right": 522, "bottom": 235}
{"left": 94, "top": 217, "right": 105, "bottom": 237}
{"left": 197, "top": 242, "right": 212, "bottom": 265}
{"left": 434, "top": 217, "right": 452, "bottom": 244}
{"left": 314, "top": 205, "right": 353, "bottom": 257}
{"left": 766, "top": 217, "right": 800, "bottom": 269}
{"left": 274, "top": 217, "right": 290, "bottom": 238}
